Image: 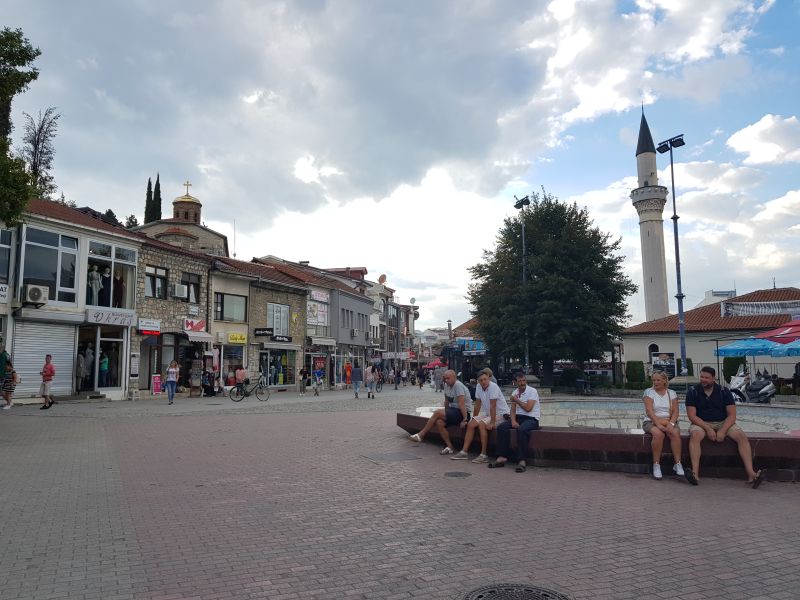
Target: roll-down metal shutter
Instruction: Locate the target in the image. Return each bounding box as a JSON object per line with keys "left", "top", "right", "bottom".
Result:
{"left": 11, "top": 321, "right": 75, "bottom": 397}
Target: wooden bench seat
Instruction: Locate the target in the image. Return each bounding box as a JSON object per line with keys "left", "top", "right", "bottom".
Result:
{"left": 397, "top": 413, "right": 800, "bottom": 481}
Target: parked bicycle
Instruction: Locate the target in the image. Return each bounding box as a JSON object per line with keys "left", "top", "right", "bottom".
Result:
{"left": 229, "top": 377, "right": 271, "bottom": 402}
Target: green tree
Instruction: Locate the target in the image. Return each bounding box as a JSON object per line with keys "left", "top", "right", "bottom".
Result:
{"left": 55, "top": 191, "right": 76, "bottom": 207}
{"left": 104, "top": 209, "right": 119, "bottom": 225}
{"left": 143, "top": 177, "right": 154, "bottom": 223}
{"left": 124, "top": 214, "right": 139, "bottom": 228}
{"left": 19, "top": 106, "right": 60, "bottom": 198}
{"left": 0, "top": 27, "right": 41, "bottom": 139}
{"left": 467, "top": 189, "right": 637, "bottom": 385}
{"left": 0, "top": 139, "right": 34, "bottom": 224}
{"left": 152, "top": 173, "right": 162, "bottom": 220}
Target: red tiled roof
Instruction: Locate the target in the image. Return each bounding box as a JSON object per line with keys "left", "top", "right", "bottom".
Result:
{"left": 215, "top": 257, "right": 306, "bottom": 289}
{"left": 623, "top": 287, "right": 800, "bottom": 334}
{"left": 25, "top": 199, "right": 140, "bottom": 240}
{"left": 454, "top": 317, "right": 480, "bottom": 337}
{"left": 255, "top": 257, "right": 367, "bottom": 297}
{"left": 155, "top": 227, "right": 199, "bottom": 240}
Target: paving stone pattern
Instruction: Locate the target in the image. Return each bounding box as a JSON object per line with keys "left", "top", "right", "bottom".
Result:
{"left": 0, "top": 387, "right": 798, "bottom": 599}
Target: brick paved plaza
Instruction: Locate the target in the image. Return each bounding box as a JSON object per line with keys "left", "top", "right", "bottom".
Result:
{"left": 1, "top": 387, "right": 798, "bottom": 599}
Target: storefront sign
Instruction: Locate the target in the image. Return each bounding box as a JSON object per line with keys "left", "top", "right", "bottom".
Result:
{"left": 188, "top": 304, "right": 200, "bottom": 316}
{"left": 307, "top": 300, "right": 328, "bottom": 326}
{"left": 151, "top": 373, "right": 162, "bottom": 394}
{"left": 227, "top": 332, "right": 247, "bottom": 344}
{"left": 254, "top": 327, "right": 274, "bottom": 337}
{"left": 310, "top": 289, "right": 329, "bottom": 303}
{"left": 271, "top": 335, "right": 292, "bottom": 343}
{"left": 86, "top": 309, "right": 134, "bottom": 326}
{"left": 138, "top": 318, "right": 161, "bottom": 333}
{"left": 130, "top": 352, "right": 140, "bottom": 380}
{"left": 184, "top": 318, "right": 206, "bottom": 331}
{"left": 0, "top": 283, "right": 8, "bottom": 303}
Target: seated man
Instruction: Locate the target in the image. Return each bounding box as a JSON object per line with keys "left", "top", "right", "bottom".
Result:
{"left": 450, "top": 369, "right": 508, "bottom": 463}
{"left": 684, "top": 366, "right": 764, "bottom": 488}
{"left": 409, "top": 369, "right": 471, "bottom": 454}
{"left": 490, "top": 372, "right": 540, "bottom": 473}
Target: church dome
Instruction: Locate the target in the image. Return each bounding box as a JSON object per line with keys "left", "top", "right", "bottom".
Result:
{"left": 173, "top": 192, "right": 201, "bottom": 205}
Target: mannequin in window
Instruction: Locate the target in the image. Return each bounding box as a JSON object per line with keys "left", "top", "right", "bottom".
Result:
{"left": 98, "top": 267, "right": 112, "bottom": 306}
{"left": 87, "top": 265, "right": 102, "bottom": 305}
{"left": 112, "top": 269, "right": 126, "bottom": 308}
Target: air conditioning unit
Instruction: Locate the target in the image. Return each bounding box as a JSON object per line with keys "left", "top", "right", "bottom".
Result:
{"left": 23, "top": 284, "right": 49, "bottom": 305}
{"left": 171, "top": 283, "right": 189, "bottom": 299}
{"left": 351, "top": 328, "right": 359, "bottom": 338}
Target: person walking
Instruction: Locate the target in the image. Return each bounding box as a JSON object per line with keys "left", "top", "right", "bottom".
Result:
{"left": 0, "top": 345, "right": 10, "bottom": 381}
{"left": 2, "top": 361, "right": 19, "bottom": 409}
{"left": 365, "top": 364, "right": 376, "bottom": 399}
{"left": 417, "top": 366, "right": 425, "bottom": 389}
{"left": 164, "top": 360, "right": 179, "bottom": 405}
{"left": 98, "top": 350, "right": 109, "bottom": 387}
{"left": 299, "top": 366, "right": 308, "bottom": 397}
{"left": 39, "top": 354, "right": 56, "bottom": 410}
{"left": 351, "top": 361, "right": 363, "bottom": 399}
{"left": 642, "top": 370, "right": 684, "bottom": 480}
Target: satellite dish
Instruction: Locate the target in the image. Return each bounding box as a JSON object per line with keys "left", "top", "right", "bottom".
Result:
{"left": 378, "top": 274, "right": 387, "bottom": 284}
{"left": 410, "top": 297, "right": 416, "bottom": 304}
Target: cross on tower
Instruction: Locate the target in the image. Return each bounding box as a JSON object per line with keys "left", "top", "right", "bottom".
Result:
{"left": 183, "top": 180, "right": 192, "bottom": 195}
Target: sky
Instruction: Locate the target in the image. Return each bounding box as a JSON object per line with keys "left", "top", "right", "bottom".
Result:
{"left": 6, "top": 0, "right": 800, "bottom": 331}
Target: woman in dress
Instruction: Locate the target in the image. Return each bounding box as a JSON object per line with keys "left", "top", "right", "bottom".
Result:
{"left": 642, "top": 370, "right": 684, "bottom": 480}
{"left": 2, "top": 361, "right": 19, "bottom": 409}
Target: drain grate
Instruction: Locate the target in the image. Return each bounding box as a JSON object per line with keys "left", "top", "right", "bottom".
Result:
{"left": 461, "top": 583, "right": 572, "bottom": 600}
{"left": 444, "top": 471, "right": 472, "bottom": 478}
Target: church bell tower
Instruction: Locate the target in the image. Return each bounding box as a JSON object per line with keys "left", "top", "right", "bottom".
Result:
{"left": 630, "top": 113, "right": 670, "bottom": 321}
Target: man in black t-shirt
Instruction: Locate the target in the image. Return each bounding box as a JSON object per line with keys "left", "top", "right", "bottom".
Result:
{"left": 684, "top": 366, "right": 763, "bottom": 488}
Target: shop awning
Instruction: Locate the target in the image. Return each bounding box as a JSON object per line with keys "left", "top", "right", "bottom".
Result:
{"left": 184, "top": 330, "right": 214, "bottom": 343}
{"left": 311, "top": 337, "right": 337, "bottom": 347}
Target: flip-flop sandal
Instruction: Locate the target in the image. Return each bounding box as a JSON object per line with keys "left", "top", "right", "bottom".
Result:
{"left": 749, "top": 470, "right": 765, "bottom": 489}
{"left": 515, "top": 464, "right": 527, "bottom": 473}
{"left": 488, "top": 461, "right": 506, "bottom": 469}
{"left": 684, "top": 468, "right": 699, "bottom": 486}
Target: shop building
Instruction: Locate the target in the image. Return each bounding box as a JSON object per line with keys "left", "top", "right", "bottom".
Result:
{"left": 3, "top": 200, "right": 142, "bottom": 400}
{"left": 131, "top": 239, "right": 212, "bottom": 391}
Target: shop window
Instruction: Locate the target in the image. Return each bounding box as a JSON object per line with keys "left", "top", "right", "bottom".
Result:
{"left": 215, "top": 293, "right": 247, "bottom": 321}
{"left": 261, "top": 349, "right": 296, "bottom": 386}
{"left": 22, "top": 226, "right": 78, "bottom": 302}
{"left": 88, "top": 241, "right": 137, "bottom": 308}
{"left": 0, "top": 229, "right": 11, "bottom": 284}
{"left": 145, "top": 266, "right": 168, "bottom": 299}
{"left": 267, "top": 303, "right": 289, "bottom": 335}
{"left": 221, "top": 345, "right": 244, "bottom": 385}
{"left": 181, "top": 272, "right": 201, "bottom": 303}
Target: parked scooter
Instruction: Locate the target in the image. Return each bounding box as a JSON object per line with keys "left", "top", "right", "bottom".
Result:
{"left": 729, "top": 365, "right": 775, "bottom": 403}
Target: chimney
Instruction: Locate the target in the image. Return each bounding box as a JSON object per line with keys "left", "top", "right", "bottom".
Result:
{"left": 299, "top": 261, "right": 310, "bottom": 266}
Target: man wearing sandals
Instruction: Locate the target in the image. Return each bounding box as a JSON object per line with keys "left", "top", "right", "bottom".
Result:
{"left": 684, "top": 366, "right": 764, "bottom": 488}
{"left": 489, "top": 372, "right": 539, "bottom": 473}
{"left": 450, "top": 369, "right": 508, "bottom": 463}
{"left": 408, "top": 369, "right": 471, "bottom": 454}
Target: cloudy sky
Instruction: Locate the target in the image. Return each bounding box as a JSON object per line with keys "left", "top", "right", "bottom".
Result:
{"left": 7, "top": 0, "right": 800, "bottom": 330}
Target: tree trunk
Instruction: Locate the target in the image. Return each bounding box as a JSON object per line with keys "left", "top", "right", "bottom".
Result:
{"left": 541, "top": 357, "right": 554, "bottom": 386}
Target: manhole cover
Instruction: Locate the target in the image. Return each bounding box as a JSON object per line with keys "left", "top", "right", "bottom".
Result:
{"left": 362, "top": 452, "right": 421, "bottom": 464}
{"left": 444, "top": 471, "right": 472, "bottom": 478}
{"left": 461, "top": 583, "right": 572, "bottom": 600}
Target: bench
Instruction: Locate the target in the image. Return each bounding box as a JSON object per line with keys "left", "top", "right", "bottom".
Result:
{"left": 396, "top": 413, "right": 800, "bottom": 481}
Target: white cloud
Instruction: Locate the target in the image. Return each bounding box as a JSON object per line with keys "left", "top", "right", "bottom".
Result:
{"left": 727, "top": 114, "right": 800, "bottom": 164}
{"left": 752, "top": 189, "right": 800, "bottom": 223}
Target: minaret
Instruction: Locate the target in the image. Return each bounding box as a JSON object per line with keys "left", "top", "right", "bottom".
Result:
{"left": 631, "top": 113, "right": 670, "bottom": 321}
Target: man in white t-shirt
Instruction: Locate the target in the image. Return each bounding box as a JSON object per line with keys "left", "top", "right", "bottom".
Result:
{"left": 489, "top": 372, "right": 540, "bottom": 472}
{"left": 409, "top": 369, "right": 471, "bottom": 454}
{"left": 450, "top": 369, "right": 509, "bottom": 463}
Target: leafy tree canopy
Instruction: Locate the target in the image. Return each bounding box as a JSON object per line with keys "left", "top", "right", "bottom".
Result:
{"left": 0, "top": 27, "right": 41, "bottom": 139}
{"left": 467, "top": 189, "right": 637, "bottom": 384}
{"left": 124, "top": 214, "right": 139, "bottom": 228}
{"left": 0, "top": 139, "right": 33, "bottom": 224}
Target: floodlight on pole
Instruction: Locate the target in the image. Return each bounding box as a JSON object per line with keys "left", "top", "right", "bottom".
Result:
{"left": 514, "top": 195, "right": 531, "bottom": 373}
{"left": 657, "top": 134, "right": 688, "bottom": 376}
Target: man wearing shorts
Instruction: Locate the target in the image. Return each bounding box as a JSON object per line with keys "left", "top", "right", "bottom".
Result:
{"left": 684, "top": 366, "right": 763, "bottom": 488}
{"left": 450, "top": 369, "right": 508, "bottom": 463}
{"left": 39, "top": 354, "right": 55, "bottom": 410}
{"left": 409, "top": 369, "right": 471, "bottom": 454}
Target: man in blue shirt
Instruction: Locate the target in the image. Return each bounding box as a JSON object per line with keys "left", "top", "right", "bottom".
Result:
{"left": 684, "top": 366, "right": 763, "bottom": 488}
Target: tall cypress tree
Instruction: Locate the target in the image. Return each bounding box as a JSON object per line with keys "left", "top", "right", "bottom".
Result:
{"left": 153, "top": 173, "right": 162, "bottom": 220}
{"left": 143, "top": 177, "right": 153, "bottom": 223}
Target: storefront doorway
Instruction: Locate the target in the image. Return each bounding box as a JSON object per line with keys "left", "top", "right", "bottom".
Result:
{"left": 77, "top": 325, "right": 126, "bottom": 391}
{"left": 259, "top": 347, "right": 296, "bottom": 387}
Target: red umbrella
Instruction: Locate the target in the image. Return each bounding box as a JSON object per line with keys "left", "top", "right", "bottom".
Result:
{"left": 755, "top": 319, "right": 800, "bottom": 343}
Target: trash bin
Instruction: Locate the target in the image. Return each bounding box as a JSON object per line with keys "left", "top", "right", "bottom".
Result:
{"left": 575, "top": 379, "right": 585, "bottom": 395}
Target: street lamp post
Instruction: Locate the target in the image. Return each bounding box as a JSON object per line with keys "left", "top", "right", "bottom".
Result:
{"left": 657, "top": 134, "right": 688, "bottom": 376}
{"left": 514, "top": 195, "right": 531, "bottom": 373}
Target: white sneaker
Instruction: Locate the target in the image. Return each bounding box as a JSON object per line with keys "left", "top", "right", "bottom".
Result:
{"left": 1, "top": 404, "right": 11, "bottom": 410}
{"left": 440, "top": 447, "right": 455, "bottom": 455}
{"left": 652, "top": 464, "right": 663, "bottom": 480}
{"left": 673, "top": 463, "right": 685, "bottom": 477}
{"left": 450, "top": 451, "right": 469, "bottom": 460}
{"left": 471, "top": 454, "right": 489, "bottom": 464}
{"left": 409, "top": 433, "right": 421, "bottom": 442}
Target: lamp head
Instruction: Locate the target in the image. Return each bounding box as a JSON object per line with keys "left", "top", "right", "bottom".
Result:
{"left": 656, "top": 143, "right": 670, "bottom": 154}
{"left": 513, "top": 195, "right": 530, "bottom": 210}
{"left": 671, "top": 135, "right": 685, "bottom": 148}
